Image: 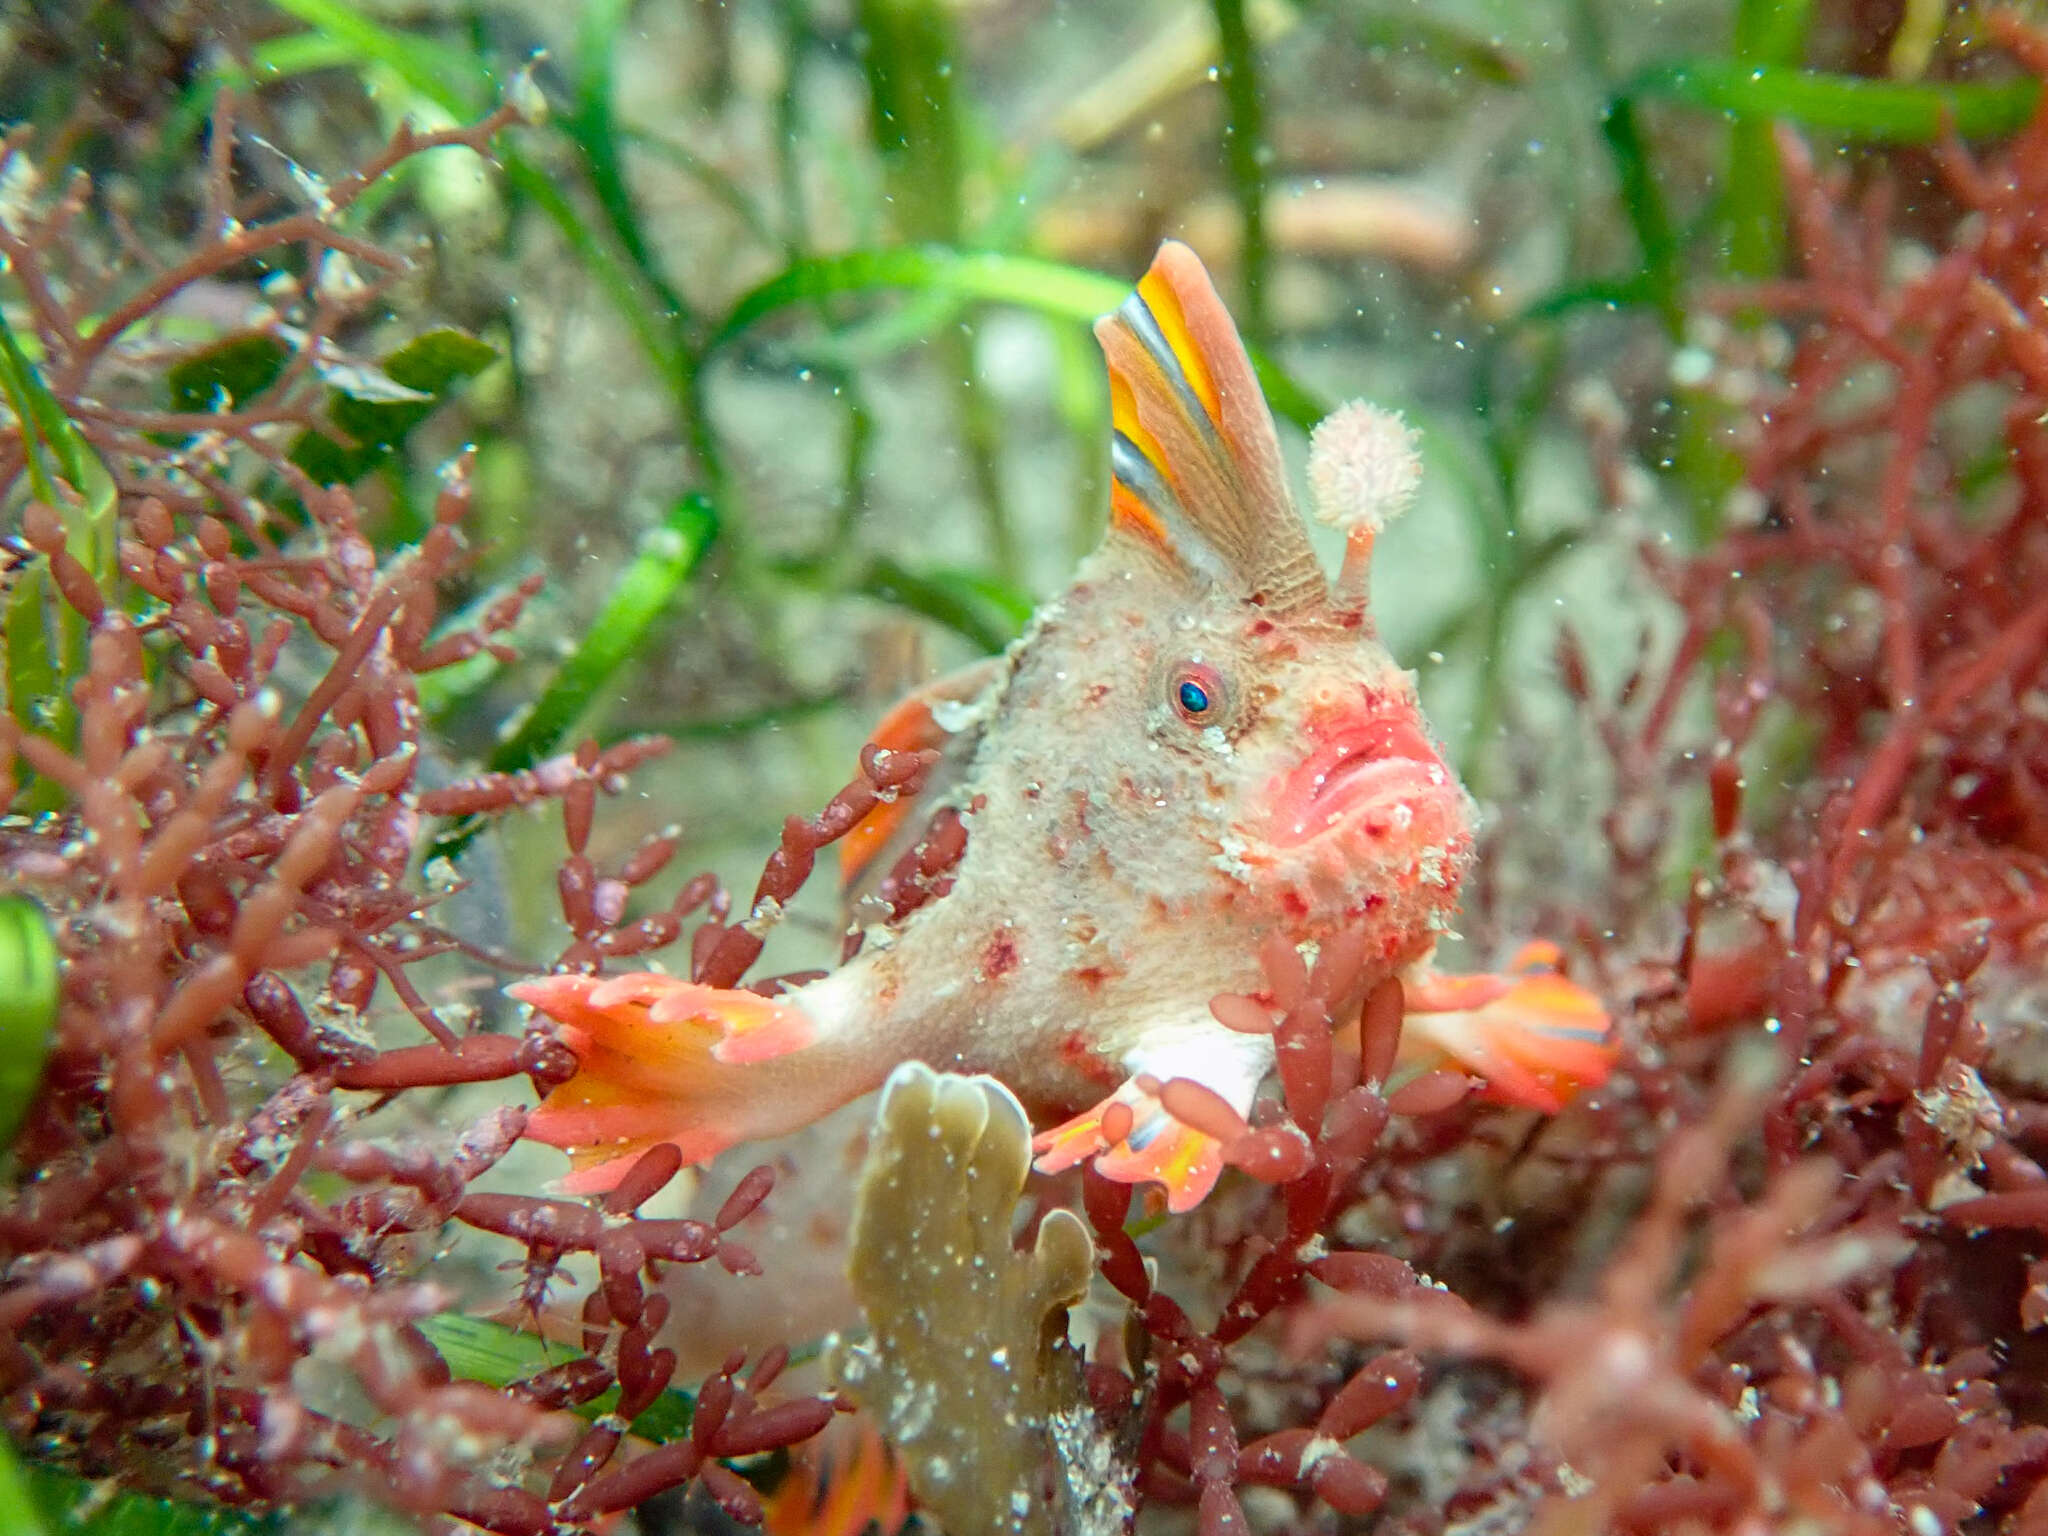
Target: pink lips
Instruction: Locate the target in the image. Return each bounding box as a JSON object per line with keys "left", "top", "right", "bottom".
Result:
{"left": 1268, "top": 713, "right": 1448, "bottom": 847}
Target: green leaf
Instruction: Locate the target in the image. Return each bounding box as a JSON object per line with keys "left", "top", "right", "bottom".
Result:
{"left": 491, "top": 494, "right": 718, "bottom": 774}
{"left": 412, "top": 1311, "right": 554, "bottom": 1388}
{"left": 427, "top": 495, "right": 718, "bottom": 863}
{"left": 1247, "top": 352, "right": 1330, "bottom": 439}
{"left": 1, "top": 1435, "right": 48, "bottom": 1536}
{"left": 414, "top": 1314, "right": 695, "bottom": 1443}
{"left": 1630, "top": 60, "right": 2040, "bottom": 141}
{"left": 716, "top": 247, "right": 1331, "bottom": 433}
{"left": 262, "top": 0, "right": 491, "bottom": 118}
{"left": 497, "top": 157, "right": 694, "bottom": 416}
{"left": 1341, "top": 5, "right": 1525, "bottom": 85}
{"left": 856, "top": 0, "right": 968, "bottom": 243}
{"left": 569, "top": 0, "right": 680, "bottom": 313}
{"left": 1598, "top": 94, "right": 1680, "bottom": 330}
{"left": 0, "top": 312, "right": 109, "bottom": 517}
{"left": 20, "top": 1455, "right": 280, "bottom": 1536}
{"left": 1734, "top": 0, "right": 1817, "bottom": 69}
{"left": 165, "top": 333, "right": 291, "bottom": 414}
{"left": 854, "top": 558, "right": 1031, "bottom": 654}
{"left": 717, "top": 247, "right": 1123, "bottom": 348}
{"left": 1212, "top": 0, "right": 1270, "bottom": 344}
{"left": 4, "top": 565, "right": 61, "bottom": 746}
{"left": 0, "top": 898, "right": 59, "bottom": 1151}
{"left": 289, "top": 328, "right": 497, "bottom": 488}
{"left": 244, "top": 8, "right": 710, "bottom": 470}
{"left": 0, "top": 310, "right": 118, "bottom": 809}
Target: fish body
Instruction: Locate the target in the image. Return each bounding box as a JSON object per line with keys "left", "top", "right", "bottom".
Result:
{"left": 514, "top": 243, "right": 1609, "bottom": 1211}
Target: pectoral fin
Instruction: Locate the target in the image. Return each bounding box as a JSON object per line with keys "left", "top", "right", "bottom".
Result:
{"left": 1400, "top": 944, "right": 1615, "bottom": 1113}
{"left": 838, "top": 655, "right": 1003, "bottom": 907}
{"left": 1032, "top": 1028, "right": 1272, "bottom": 1213}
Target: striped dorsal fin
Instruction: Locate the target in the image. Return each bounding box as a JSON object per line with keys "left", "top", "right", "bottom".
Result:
{"left": 1094, "top": 241, "right": 1322, "bottom": 611}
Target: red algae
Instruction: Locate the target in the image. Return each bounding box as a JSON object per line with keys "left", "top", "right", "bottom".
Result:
{"left": 0, "top": 96, "right": 834, "bottom": 1529}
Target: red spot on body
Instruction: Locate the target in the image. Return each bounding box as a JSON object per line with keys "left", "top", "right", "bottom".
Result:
{"left": 981, "top": 928, "right": 1020, "bottom": 980}
{"left": 1084, "top": 682, "right": 1111, "bottom": 706}
{"left": 1281, "top": 889, "right": 1311, "bottom": 919}
{"left": 1059, "top": 1033, "right": 1119, "bottom": 1087}
{"left": 1072, "top": 964, "right": 1116, "bottom": 993}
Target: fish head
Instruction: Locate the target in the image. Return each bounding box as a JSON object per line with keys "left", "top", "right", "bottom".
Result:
{"left": 1018, "top": 240, "right": 1472, "bottom": 964}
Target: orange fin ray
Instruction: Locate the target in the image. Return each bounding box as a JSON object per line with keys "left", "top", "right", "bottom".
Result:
{"left": 1032, "top": 1079, "right": 1227, "bottom": 1216}
{"left": 1399, "top": 950, "right": 1615, "bottom": 1113}
{"left": 762, "top": 1410, "right": 913, "bottom": 1536}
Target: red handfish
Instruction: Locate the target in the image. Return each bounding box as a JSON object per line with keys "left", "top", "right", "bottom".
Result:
{"left": 511, "top": 241, "right": 1612, "bottom": 1213}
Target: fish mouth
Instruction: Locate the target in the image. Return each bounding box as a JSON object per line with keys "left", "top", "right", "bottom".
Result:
{"left": 1267, "top": 716, "right": 1451, "bottom": 848}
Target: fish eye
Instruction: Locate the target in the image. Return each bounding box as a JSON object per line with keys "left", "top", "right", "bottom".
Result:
{"left": 1169, "top": 661, "right": 1227, "bottom": 725}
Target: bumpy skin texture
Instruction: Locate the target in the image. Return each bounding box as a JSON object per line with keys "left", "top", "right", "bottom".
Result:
{"left": 851, "top": 532, "right": 1470, "bottom": 1109}
{"left": 513, "top": 242, "right": 1593, "bottom": 1209}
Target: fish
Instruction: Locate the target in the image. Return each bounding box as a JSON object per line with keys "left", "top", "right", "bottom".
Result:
{"left": 509, "top": 240, "right": 1612, "bottom": 1214}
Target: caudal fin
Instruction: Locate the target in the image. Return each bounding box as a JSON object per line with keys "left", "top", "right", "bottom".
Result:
{"left": 510, "top": 972, "right": 819, "bottom": 1194}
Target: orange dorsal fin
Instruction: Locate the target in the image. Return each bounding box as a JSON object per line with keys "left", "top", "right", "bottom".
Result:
{"left": 1095, "top": 240, "right": 1321, "bottom": 610}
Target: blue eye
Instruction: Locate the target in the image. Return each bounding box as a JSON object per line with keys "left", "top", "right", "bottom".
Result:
{"left": 1170, "top": 662, "right": 1227, "bottom": 724}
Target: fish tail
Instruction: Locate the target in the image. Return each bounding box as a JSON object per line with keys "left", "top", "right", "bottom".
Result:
{"left": 509, "top": 971, "right": 827, "bottom": 1195}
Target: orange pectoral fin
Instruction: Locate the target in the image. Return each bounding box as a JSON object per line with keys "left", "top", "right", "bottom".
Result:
{"left": 1399, "top": 955, "right": 1615, "bottom": 1114}
{"left": 838, "top": 693, "right": 945, "bottom": 891}
{"left": 838, "top": 656, "right": 1001, "bottom": 895}
{"left": 762, "top": 1410, "right": 913, "bottom": 1536}
{"left": 1032, "top": 1079, "right": 1226, "bottom": 1215}
{"left": 1096, "top": 1118, "right": 1225, "bottom": 1215}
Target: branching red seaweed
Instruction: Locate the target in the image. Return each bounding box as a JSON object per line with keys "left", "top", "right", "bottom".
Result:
{"left": 0, "top": 97, "right": 835, "bottom": 1531}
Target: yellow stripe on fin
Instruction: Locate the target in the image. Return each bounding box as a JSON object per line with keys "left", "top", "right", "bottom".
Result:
{"left": 1108, "top": 369, "right": 1171, "bottom": 481}
{"left": 1138, "top": 264, "right": 1223, "bottom": 429}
